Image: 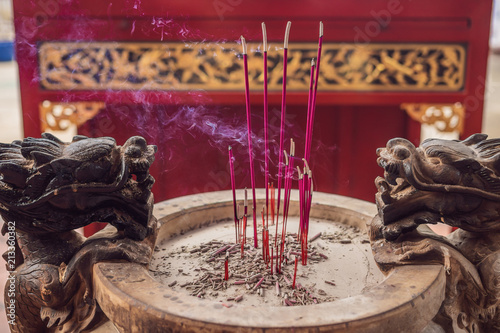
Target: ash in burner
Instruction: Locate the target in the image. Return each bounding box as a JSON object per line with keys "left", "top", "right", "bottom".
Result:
{"left": 150, "top": 217, "right": 380, "bottom": 307}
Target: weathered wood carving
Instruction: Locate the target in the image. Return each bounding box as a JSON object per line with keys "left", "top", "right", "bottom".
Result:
{"left": 1, "top": 133, "right": 157, "bottom": 332}
{"left": 370, "top": 134, "right": 500, "bottom": 332}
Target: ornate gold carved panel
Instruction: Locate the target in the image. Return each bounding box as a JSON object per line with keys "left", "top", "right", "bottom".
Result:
{"left": 401, "top": 102, "right": 465, "bottom": 133}
{"left": 39, "top": 101, "right": 105, "bottom": 132}
{"left": 39, "top": 42, "right": 466, "bottom": 92}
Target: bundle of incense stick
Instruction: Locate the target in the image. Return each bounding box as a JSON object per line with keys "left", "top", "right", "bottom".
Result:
{"left": 229, "top": 21, "right": 322, "bottom": 270}
{"left": 298, "top": 161, "right": 313, "bottom": 265}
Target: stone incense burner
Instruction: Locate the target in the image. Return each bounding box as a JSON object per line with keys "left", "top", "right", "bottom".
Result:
{"left": 2, "top": 133, "right": 499, "bottom": 332}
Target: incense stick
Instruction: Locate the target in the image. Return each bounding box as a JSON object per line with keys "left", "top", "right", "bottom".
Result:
{"left": 292, "top": 256, "right": 299, "bottom": 289}
{"left": 282, "top": 140, "right": 295, "bottom": 234}
{"left": 276, "top": 21, "right": 292, "bottom": 230}
{"left": 305, "top": 58, "right": 316, "bottom": 162}
{"left": 241, "top": 36, "right": 258, "bottom": 248}
{"left": 270, "top": 183, "right": 275, "bottom": 225}
{"left": 224, "top": 251, "right": 229, "bottom": 280}
{"left": 244, "top": 187, "right": 248, "bottom": 219}
{"left": 261, "top": 207, "right": 266, "bottom": 261}
{"left": 243, "top": 188, "right": 248, "bottom": 247}
{"left": 262, "top": 22, "right": 270, "bottom": 233}
{"left": 300, "top": 159, "right": 313, "bottom": 265}
{"left": 228, "top": 146, "right": 238, "bottom": 243}
{"left": 305, "top": 21, "right": 324, "bottom": 162}
{"left": 279, "top": 141, "right": 295, "bottom": 273}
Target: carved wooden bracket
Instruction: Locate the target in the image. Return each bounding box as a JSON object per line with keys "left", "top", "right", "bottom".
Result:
{"left": 401, "top": 102, "right": 465, "bottom": 134}
{"left": 39, "top": 101, "right": 105, "bottom": 132}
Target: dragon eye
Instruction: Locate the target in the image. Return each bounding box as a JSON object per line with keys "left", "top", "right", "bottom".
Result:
{"left": 126, "top": 146, "right": 142, "bottom": 158}
{"left": 392, "top": 146, "right": 410, "bottom": 160}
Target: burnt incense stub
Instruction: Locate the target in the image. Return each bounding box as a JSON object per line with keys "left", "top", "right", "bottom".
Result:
{"left": 0, "top": 133, "right": 158, "bottom": 333}
{"left": 369, "top": 134, "right": 500, "bottom": 332}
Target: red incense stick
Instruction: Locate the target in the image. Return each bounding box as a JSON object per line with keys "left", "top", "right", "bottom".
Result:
{"left": 270, "top": 247, "right": 274, "bottom": 275}
{"left": 305, "top": 21, "right": 324, "bottom": 162}
{"left": 243, "top": 215, "right": 247, "bottom": 245}
{"left": 302, "top": 166, "right": 309, "bottom": 265}
{"left": 261, "top": 207, "right": 266, "bottom": 260}
{"left": 240, "top": 218, "right": 245, "bottom": 259}
{"left": 228, "top": 146, "right": 238, "bottom": 243}
{"left": 265, "top": 229, "right": 270, "bottom": 263}
{"left": 262, "top": 22, "right": 270, "bottom": 231}
{"left": 275, "top": 21, "right": 292, "bottom": 228}
{"left": 244, "top": 188, "right": 248, "bottom": 225}
{"left": 292, "top": 256, "right": 299, "bottom": 289}
{"left": 270, "top": 183, "right": 275, "bottom": 225}
{"left": 301, "top": 160, "right": 313, "bottom": 265}
{"left": 224, "top": 251, "right": 229, "bottom": 280}
{"left": 279, "top": 150, "right": 293, "bottom": 273}
{"left": 297, "top": 166, "right": 304, "bottom": 241}
{"left": 281, "top": 140, "right": 295, "bottom": 243}
{"left": 243, "top": 189, "right": 248, "bottom": 247}
{"left": 241, "top": 36, "right": 258, "bottom": 248}
{"left": 280, "top": 150, "right": 290, "bottom": 246}
{"left": 304, "top": 59, "right": 316, "bottom": 162}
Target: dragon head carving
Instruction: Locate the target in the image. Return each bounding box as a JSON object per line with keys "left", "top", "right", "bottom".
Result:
{"left": 375, "top": 133, "right": 500, "bottom": 240}
{"left": 0, "top": 133, "right": 157, "bottom": 240}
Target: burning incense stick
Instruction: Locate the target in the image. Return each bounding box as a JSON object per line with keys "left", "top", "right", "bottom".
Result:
{"left": 281, "top": 140, "right": 295, "bottom": 238}
{"left": 241, "top": 36, "right": 259, "bottom": 248}
{"left": 262, "top": 22, "right": 270, "bottom": 232}
{"left": 240, "top": 217, "right": 246, "bottom": 259}
{"left": 302, "top": 173, "right": 309, "bottom": 265}
{"left": 228, "top": 146, "right": 238, "bottom": 243}
{"left": 270, "top": 247, "right": 274, "bottom": 275}
{"left": 270, "top": 183, "right": 275, "bottom": 224}
{"left": 305, "top": 21, "right": 324, "bottom": 162}
{"left": 278, "top": 149, "right": 292, "bottom": 273}
{"left": 281, "top": 150, "right": 290, "bottom": 239}
{"left": 242, "top": 215, "right": 247, "bottom": 246}
{"left": 224, "top": 251, "right": 229, "bottom": 280}
{"left": 244, "top": 188, "right": 248, "bottom": 219}
{"left": 297, "top": 166, "right": 304, "bottom": 241}
{"left": 292, "top": 256, "right": 299, "bottom": 289}
{"left": 261, "top": 207, "right": 266, "bottom": 260}
{"left": 305, "top": 59, "right": 316, "bottom": 162}
{"left": 276, "top": 21, "right": 292, "bottom": 228}
{"left": 265, "top": 228, "right": 270, "bottom": 263}
{"left": 300, "top": 159, "right": 313, "bottom": 265}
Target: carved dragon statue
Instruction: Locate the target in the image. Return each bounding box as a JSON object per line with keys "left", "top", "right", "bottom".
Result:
{"left": 370, "top": 134, "right": 500, "bottom": 332}
{"left": 0, "top": 133, "right": 157, "bottom": 332}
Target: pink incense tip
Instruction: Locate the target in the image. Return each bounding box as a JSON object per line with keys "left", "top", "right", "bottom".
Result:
{"left": 319, "top": 21, "right": 324, "bottom": 37}
{"left": 302, "top": 158, "right": 310, "bottom": 173}
{"left": 284, "top": 21, "right": 292, "bottom": 49}
{"left": 240, "top": 36, "right": 247, "bottom": 55}
{"left": 262, "top": 22, "right": 267, "bottom": 51}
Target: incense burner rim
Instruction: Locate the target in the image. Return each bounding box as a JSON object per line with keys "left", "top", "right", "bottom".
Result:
{"left": 93, "top": 190, "right": 446, "bottom": 332}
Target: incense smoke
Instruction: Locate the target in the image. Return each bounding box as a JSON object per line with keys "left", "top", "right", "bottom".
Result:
{"left": 14, "top": 2, "right": 337, "bottom": 197}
